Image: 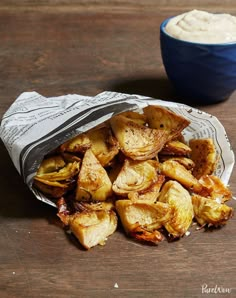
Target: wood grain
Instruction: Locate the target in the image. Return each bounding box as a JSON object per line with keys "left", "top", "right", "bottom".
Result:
{"left": 0, "top": 2, "right": 236, "bottom": 298}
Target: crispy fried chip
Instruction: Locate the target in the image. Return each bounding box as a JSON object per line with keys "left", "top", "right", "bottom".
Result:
{"left": 76, "top": 149, "right": 113, "bottom": 201}
{"left": 192, "top": 194, "right": 233, "bottom": 227}
{"left": 110, "top": 114, "right": 167, "bottom": 160}
{"left": 158, "top": 180, "right": 194, "bottom": 238}
{"left": 143, "top": 105, "right": 190, "bottom": 141}
{"left": 189, "top": 138, "right": 218, "bottom": 179}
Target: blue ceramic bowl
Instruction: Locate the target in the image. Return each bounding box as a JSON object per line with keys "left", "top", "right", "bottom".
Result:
{"left": 160, "top": 18, "right": 236, "bottom": 104}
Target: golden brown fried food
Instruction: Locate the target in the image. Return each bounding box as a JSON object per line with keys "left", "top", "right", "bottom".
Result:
{"left": 159, "top": 156, "right": 195, "bottom": 171}
{"left": 35, "top": 161, "right": 80, "bottom": 181}
{"left": 127, "top": 175, "right": 165, "bottom": 202}
{"left": 192, "top": 194, "right": 233, "bottom": 227}
{"left": 189, "top": 138, "right": 218, "bottom": 179}
{"left": 61, "top": 152, "right": 81, "bottom": 163}
{"left": 143, "top": 105, "right": 190, "bottom": 141}
{"left": 37, "top": 155, "right": 65, "bottom": 175}
{"left": 34, "top": 161, "right": 80, "bottom": 198}
{"left": 69, "top": 210, "right": 117, "bottom": 249}
{"left": 159, "top": 140, "right": 192, "bottom": 156}
{"left": 110, "top": 114, "right": 167, "bottom": 160}
{"left": 33, "top": 105, "right": 234, "bottom": 249}
{"left": 118, "top": 110, "right": 147, "bottom": 125}
{"left": 60, "top": 133, "right": 91, "bottom": 153}
{"left": 34, "top": 179, "right": 74, "bottom": 198}
{"left": 73, "top": 199, "right": 116, "bottom": 213}
{"left": 112, "top": 159, "right": 159, "bottom": 196}
{"left": 86, "top": 125, "right": 119, "bottom": 167}
{"left": 160, "top": 160, "right": 203, "bottom": 193}
{"left": 76, "top": 149, "right": 113, "bottom": 201}
{"left": 130, "top": 227, "right": 164, "bottom": 244}
{"left": 158, "top": 180, "right": 194, "bottom": 238}
{"left": 115, "top": 199, "right": 172, "bottom": 243}
{"left": 199, "top": 175, "right": 232, "bottom": 203}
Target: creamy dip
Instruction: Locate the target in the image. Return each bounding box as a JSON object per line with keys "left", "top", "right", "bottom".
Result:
{"left": 165, "top": 10, "right": 236, "bottom": 44}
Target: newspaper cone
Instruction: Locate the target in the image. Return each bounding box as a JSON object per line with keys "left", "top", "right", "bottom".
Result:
{"left": 0, "top": 91, "right": 234, "bottom": 207}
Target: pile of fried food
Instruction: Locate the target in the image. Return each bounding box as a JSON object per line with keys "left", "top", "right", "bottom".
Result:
{"left": 33, "top": 105, "right": 234, "bottom": 249}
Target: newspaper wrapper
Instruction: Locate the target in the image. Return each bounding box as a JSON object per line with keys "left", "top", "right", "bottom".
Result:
{"left": 0, "top": 91, "right": 235, "bottom": 207}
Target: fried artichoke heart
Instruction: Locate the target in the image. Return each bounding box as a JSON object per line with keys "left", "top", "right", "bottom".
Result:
{"left": 158, "top": 180, "right": 194, "bottom": 238}
{"left": 143, "top": 105, "right": 190, "bottom": 141}
{"left": 127, "top": 175, "right": 165, "bottom": 202}
{"left": 118, "top": 110, "right": 147, "bottom": 125}
{"left": 159, "top": 156, "right": 195, "bottom": 171}
{"left": 61, "top": 152, "right": 81, "bottom": 163}
{"left": 199, "top": 175, "right": 232, "bottom": 203}
{"left": 73, "top": 199, "right": 115, "bottom": 213}
{"left": 76, "top": 149, "right": 113, "bottom": 201}
{"left": 189, "top": 138, "right": 218, "bottom": 179}
{"left": 159, "top": 140, "right": 192, "bottom": 156}
{"left": 60, "top": 133, "right": 91, "bottom": 153}
{"left": 33, "top": 179, "right": 74, "bottom": 198}
{"left": 115, "top": 199, "right": 172, "bottom": 243}
{"left": 69, "top": 210, "right": 117, "bottom": 249}
{"left": 192, "top": 194, "right": 233, "bottom": 227}
{"left": 36, "top": 155, "right": 65, "bottom": 175}
{"left": 34, "top": 161, "right": 80, "bottom": 198}
{"left": 110, "top": 114, "right": 167, "bottom": 160}
{"left": 112, "top": 159, "right": 160, "bottom": 196}
{"left": 35, "top": 161, "right": 80, "bottom": 181}
{"left": 160, "top": 160, "right": 203, "bottom": 193}
{"left": 86, "top": 125, "right": 119, "bottom": 167}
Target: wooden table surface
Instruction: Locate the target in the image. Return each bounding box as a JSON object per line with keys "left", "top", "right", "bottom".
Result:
{"left": 1, "top": 2, "right": 236, "bottom": 298}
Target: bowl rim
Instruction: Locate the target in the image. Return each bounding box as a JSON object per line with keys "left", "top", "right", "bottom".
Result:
{"left": 160, "top": 17, "right": 236, "bottom": 47}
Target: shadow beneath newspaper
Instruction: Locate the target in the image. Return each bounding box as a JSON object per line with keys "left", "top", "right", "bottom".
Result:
{"left": 0, "top": 140, "right": 56, "bottom": 220}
